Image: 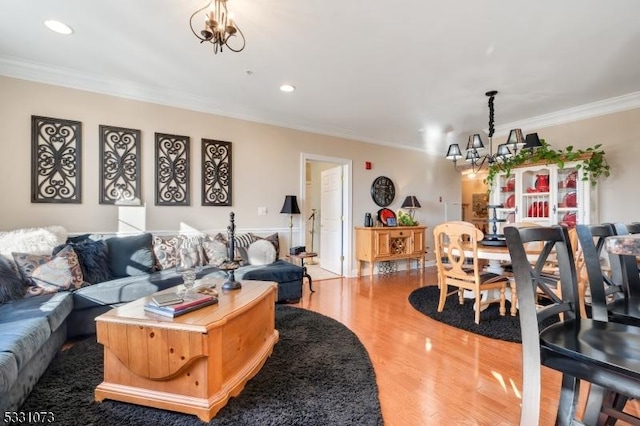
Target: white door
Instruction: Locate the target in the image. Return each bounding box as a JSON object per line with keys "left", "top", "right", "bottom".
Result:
{"left": 320, "top": 166, "right": 343, "bottom": 275}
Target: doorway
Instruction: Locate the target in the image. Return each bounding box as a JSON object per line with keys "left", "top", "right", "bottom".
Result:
{"left": 300, "top": 154, "right": 352, "bottom": 277}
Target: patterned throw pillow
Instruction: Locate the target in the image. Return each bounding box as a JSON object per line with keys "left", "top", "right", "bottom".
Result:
{"left": 178, "top": 235, "right": 206, "bottom": 269}
{"left": 13, "top": 245, "right": 84, "bottom": 297}
{"left": 204, "top": 232, "right": 257, "bottom": 264}
{"left": 53, "top": 239, "right": 111, "bottom": 284}
{"left": 152, "top": 235, "right": 182, "bottom": 270}
{"left": 203, "top": 233, "right": 229, "bottom": 267}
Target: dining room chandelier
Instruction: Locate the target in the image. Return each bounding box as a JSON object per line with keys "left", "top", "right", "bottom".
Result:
{"left": 190, "top": 0, "right": 246, "bottom": 54}
{"left": 445, "top": 90, "right": 542, "bottom": 173}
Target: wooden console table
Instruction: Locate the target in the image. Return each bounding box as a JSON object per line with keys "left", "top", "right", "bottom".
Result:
{"left": 95, "top": 279, "right": 278, "bottom": 422}
{"left": 355, "top": 226, "right": 427, "bottom": 277}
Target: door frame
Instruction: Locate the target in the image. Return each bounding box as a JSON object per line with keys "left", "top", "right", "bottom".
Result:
{"left": 300, "top": 153, "right": 352, "bottom": 277}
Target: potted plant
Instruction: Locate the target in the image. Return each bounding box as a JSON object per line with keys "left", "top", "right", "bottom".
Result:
{"left": 484, "top": 140, "right": 611, "bottom": 192}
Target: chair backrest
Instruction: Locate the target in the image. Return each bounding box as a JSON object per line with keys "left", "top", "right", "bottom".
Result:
{"left": 433, "top": 221, "right": 483, "bottom": 280}
{"left": 504, "top": 225, "right": 579, "bottom": 425}
{"left": 575, "top": 224, "right": 616, "bottom": 321}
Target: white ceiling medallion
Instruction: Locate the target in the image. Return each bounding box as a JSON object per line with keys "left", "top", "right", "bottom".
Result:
{"left": 280, "top": 84, "right": 295, "bottom": 93}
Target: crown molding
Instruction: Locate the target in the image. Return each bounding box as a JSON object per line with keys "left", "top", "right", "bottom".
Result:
{"left": 3, "top": 57, "right": 639, "bottom": 151}
{"left": 494, "top": 91, "right": 640, "bottom": 136}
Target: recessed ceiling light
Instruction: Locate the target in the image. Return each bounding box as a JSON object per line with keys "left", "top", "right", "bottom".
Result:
{"left": 280, "top": 84, "right": 295, "bottom": 93}
{"left": 44, "top": 20, "right": 73, "bottom": 35}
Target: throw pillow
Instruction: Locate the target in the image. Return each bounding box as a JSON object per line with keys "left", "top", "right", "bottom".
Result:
{"left": 202, "top": 234, "right": 228, "bottom": 267}
{"left": 178, "top": 234, "right": 206, "bottom": 269}
{"left": 106, "top": 233, "right": 155, "bottom": 278}
{"left": 0, "top": 255, "right": 25, "bottom": 303}
{"left": 251, "top": 233, "right": 280, "bottom": 258}
{"left": 247, "top": 239, "right": 277, "bottom": 266}
{"left": 0, "top": 226, "right": 68, "bottom": 269}
{"left": 13, "top": 245, "right": 84, "bottom": 297}
{"left": 53, "top": 239, "right": 111, "bottom": 284}
{"left": 152, "top": 235, "right": 182, "bottom": 270}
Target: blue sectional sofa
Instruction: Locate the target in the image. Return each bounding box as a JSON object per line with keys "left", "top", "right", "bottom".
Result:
{"left": 0, "top": 227, "right": 303, "bottom": 416}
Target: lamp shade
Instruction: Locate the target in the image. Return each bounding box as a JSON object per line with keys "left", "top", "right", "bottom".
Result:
{"left": 507, "top": 129, "right": 525, "bottom": 147}
{"left": 523, "top": 133, "right": 542, "bottom": 150}
{"left": 401, "top": 196, "right": 421, "bottom": 209}
{"left": 496, "top": 143, "right": 512, "bottom": 157}
{"left": 280, "top": 195, "right": 301, "bottom": 214}
{"left": 446, "top": 144, "right": 463, "bottom": 160}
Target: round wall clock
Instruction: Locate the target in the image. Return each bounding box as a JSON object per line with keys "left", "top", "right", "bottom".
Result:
{"left": 371, "top": 176, "right": 395, "bottom": 207}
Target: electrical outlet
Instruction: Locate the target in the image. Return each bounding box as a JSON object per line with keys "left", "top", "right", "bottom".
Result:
{"left": 258, "top": 206, "right": 267, "bottom": 215}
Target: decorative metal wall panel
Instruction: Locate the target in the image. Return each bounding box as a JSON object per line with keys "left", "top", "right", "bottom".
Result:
{"left": 155, "top": 132, "right": 190, "bottom": 206}
{"left": 99, "top": 125, "right": 141, "bottom": 205}
{"left": 201, "top": 139, "right": 232, "bottom": 206}
{"left": 31, "top": 115, "right": 82, "bottom": 203}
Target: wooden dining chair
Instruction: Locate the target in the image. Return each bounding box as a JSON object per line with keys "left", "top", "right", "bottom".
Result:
{"left": 505, "top": 225, "right": 640, "bottom": 425}
{"left": 433, "top": 221, "right": 508, "bottom": 324}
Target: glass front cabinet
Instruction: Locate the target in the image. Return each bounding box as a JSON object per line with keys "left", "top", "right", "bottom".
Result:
{"left": 490, "top": 161, "right": 596, "bottom": 234}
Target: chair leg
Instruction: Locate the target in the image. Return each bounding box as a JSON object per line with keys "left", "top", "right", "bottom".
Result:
{"left": 556, "top": 374, "right": 581, "bottom": 426}
{"left": 510, "top": 281, "right": 518, "bottom": 316}
{"left": 499, "top": 286, "right": 506, "bottom": 316}
{"left": 582, "top": 383, "right": 606, "bottom": 425}
{"left": 475, "top": 292, "right": 481, "bottom": 324}
{"left": 437, "top": 283, "right": 448, "bottom": 313}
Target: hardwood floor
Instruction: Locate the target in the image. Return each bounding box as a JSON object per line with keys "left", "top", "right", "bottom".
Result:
{"left": 294, "top": 267, "right": 639, "bottom": 426}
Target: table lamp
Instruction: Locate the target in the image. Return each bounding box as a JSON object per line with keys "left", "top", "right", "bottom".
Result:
{"left": 401, "top": 195, "right": 421, "bottom": 219}
{"left": 280, "top": 195, "right": 301, "bottom": 249}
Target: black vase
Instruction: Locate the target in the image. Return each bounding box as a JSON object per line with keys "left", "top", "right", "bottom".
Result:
{"left": 364, "top": 213, "right": 373, "bottom": 227}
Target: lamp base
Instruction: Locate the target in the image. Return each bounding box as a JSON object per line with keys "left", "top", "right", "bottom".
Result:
{"left": 220, "top": 265, "right": 241, "bottom": 290}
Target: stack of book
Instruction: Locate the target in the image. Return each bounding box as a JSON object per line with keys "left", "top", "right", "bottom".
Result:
{"left": 144, "top": 292, "right": 218, "bottom": 318}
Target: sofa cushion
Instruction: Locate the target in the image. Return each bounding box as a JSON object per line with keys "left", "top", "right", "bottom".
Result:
{"left": 0, "top": 292, "right": 73, "bottom": 333}
{"left": 152, "top": 235, "right": 181, "bottom": 270}
{"left": 0, "top": 351, "right": 18, "bottom": 393}
{"left": 0, "top": 226, "right": 67, "bottom": 259}
{"left": 0, "top": 317, "right": 51, "bottom": 370}
{"left": 0, "top": 256, "right": 25, "bottom": 303}
{"left": 53, "top": 239, "right": 111, "bottom": 284}
{"left": 247, "top": 240, "right": 277, "bottom": 265}
{"left": 106, "top": 233, "right": 155, "bottom": 278}
{"left": 202, "top": 235, "right": 228, "bottom": 267}
{"left": 251, "top": 232, "right": 280, "bottom": 257}
{"left": 13, "top": 246, "right": 84, "bottom": 297}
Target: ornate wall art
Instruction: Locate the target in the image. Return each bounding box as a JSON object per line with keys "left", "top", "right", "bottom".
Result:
{"left": 31, "top": 115, "right": 82, "bottom": 203}
{"left": 155, "top": 132, "right": 190, "bottom": 206}
{"left": 99, "top": 125, "right": 141, "bottom": 205}
{"left": 201, "top": 139, "right": 232, "bottom": 206}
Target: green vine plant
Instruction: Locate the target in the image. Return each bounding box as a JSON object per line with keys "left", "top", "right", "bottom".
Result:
{"left": 484, "top": 139, "right": 611, "bottom": 192}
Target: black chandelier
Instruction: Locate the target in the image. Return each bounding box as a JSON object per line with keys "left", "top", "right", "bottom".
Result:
{"left": 445, "top": 90, "right": 542, "bottom": 173}
{"left": 190, "top": 0, "right": 246, "bottom": 54}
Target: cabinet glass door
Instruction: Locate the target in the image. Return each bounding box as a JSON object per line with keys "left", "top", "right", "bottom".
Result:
{"left": 556, "top": 165, "right": 579, "bottom": 227}
{"left": 490, "top": 172, "right": 516, "bottom": 234}
{"left": 520, "top": 166, "right": 552, "bottom": 225}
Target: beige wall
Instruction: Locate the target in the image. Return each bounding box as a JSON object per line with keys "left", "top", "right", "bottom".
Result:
{"left": 3, "top": 75, "right": 637, "bottom": 271}
{"left": 0, "top": 76, "right": 461, "bottom": 271}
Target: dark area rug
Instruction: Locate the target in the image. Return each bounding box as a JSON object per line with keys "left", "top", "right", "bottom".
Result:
{"left": 408, "top": 285, "right": 522, "bottom": 343}
{"left": 20, "top": 306, "right": 383, "bottom": 425}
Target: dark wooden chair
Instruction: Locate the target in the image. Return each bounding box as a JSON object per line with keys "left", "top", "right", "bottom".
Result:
{"left": 504, "top": 225, "right": 640, "bottom": 425}
{"left": 577, "top": 224, "right": 640, "bottom": 327}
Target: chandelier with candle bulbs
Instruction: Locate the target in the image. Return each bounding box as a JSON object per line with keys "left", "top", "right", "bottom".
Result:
{"left": 190, "top": 0, "right": 246, "bottom": 54}
{"left": 445, "top": 90, "right": 542, "bottom": 174}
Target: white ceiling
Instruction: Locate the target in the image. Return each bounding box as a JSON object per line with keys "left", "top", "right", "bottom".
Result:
{"left": 1, "top": 0, "right": 640, "bottom": 156}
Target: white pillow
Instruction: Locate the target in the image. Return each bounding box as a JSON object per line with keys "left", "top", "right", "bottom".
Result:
{"left": 0, "top": 225, "right": 68, "bottom": 259}
{"left": 247, "top": 239, "right": 277, "bottom": 266}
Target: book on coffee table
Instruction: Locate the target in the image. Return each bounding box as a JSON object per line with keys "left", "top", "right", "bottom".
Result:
{"left": 151, "top": 292, "right": 183, "bottom": 307}
{"left": 154, "top": 292, "right": 217, "bottom": 312}
{"left": 144, "top": 296, "right": 218, "bottom": 318}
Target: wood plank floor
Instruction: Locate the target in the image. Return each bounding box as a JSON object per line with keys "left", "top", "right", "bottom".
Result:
{"left": 295, "top": 267, "right": 640, "bottom": 426}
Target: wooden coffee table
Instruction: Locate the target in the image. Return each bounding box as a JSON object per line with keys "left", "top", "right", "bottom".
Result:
{"left": 94, "top": 279, "right": 279, "bottom": 422}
